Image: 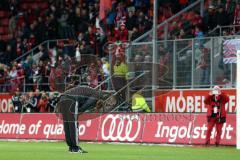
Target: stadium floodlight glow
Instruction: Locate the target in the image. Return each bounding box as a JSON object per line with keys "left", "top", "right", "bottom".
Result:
{"left": 237, "top": 50, "right": 240, "bottom": 149}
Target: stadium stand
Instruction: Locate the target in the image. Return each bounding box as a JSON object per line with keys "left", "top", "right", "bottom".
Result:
{"left": 0, "top": 0, "right": 239, "bottom": 112}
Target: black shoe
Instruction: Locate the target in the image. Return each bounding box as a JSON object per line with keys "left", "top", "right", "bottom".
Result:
{"left": 68, "top": 147, "right": 79, "bottom": 153}
{"left": 79, "top": 147, "right": 88, "bottom": 154}
{"left": 69, "top": 147, "right": 88, "bottom": 154}
{"left": 215, "top": 142, "right": 219, "bottom": 147}
{"left": 70, "top": 148, "right": 81, "bottom": 153}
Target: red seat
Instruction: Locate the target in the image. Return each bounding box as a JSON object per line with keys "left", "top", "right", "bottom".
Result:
{"left": 0, "top": 27, "right": 3, "bottom": 34}
{"left": 0, "top": 11, "right": 4, "bottom": 18}
{"left": 0, "top": 27, "right": 8, "bottom": 35}
{"left": 1, "top": 19, "right": 9, "bottom": 26}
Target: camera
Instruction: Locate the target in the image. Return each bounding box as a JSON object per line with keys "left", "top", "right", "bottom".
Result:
{"left": 212, "top": 90, "right": 219, "bottom": 95}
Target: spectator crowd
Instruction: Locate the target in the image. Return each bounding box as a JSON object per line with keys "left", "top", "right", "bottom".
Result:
{"left": 12, "top": 89, "right": 59, "bottom": 113}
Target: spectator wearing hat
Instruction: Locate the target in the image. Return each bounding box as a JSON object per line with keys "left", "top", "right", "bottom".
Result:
{"left": 204, "top": 86, "right": 229, "bottom": 146}
{"left": 115, "top": 23, "right": 129, "bottom": 41}
{"left": 115, "top": 2, "right": 126, "bottom": 28}
{"left": 204, "top": 5, "right": 216, "bottom": 31}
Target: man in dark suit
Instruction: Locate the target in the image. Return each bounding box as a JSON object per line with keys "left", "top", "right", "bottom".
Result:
{"left": 56, "top": 86, "right": 116, "bottom": 153}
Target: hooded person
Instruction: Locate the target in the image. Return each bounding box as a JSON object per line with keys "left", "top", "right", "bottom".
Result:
{"left": 204, "top": 85, "right": 229, "bottom": 146}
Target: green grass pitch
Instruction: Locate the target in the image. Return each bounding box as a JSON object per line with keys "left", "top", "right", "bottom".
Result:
{"left": 0, "top": 141, "right": 240, "bottom": 160}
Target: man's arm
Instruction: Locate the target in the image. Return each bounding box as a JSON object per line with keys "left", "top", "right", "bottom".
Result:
{"left": 79, "top": 97, "right": 98, "bottom": 112}
{"left": 204, "top": 95, "right": 212, "bottom": 105}
{"left": 27, "top": 98, "right": 38, "bottom": 108}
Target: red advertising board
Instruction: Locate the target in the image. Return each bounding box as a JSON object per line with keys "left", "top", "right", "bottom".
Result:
{"left": 154, "top": 89, "right": 236, "bottom": 113}
{"left": 0, "top": 94, "right": 13, "bottom": 113}
{"left": 0, "top": 114, "right": 21, "bottom": 138}
{"left": 142, "top": 114, "right": 195, "bottom": 144}
{"left": 0, "top": 113, "right": 237, "bottom": 145}
{"left": 97, "top": 113, "right": 144, "bottom": 143}
{"left": 18, "top": 114, "right": 60, "bottom": 139}
{"left": 141, "top": 114, "right": 236, "bottom": 145}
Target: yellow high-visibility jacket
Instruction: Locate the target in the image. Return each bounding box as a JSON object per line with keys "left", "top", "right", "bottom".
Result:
{"left": 131, "top": 93, "right": 151, "bottom": 112}
{"left": 113, "top": 63, "right": 128, "bottom": 79}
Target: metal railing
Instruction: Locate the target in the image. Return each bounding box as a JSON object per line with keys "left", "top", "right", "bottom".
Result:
{"left": 15, "top": 39, "right": 69, "bottom": 62}
{"left": 106, "top": 71, "right": 148, "bottom": 112}
{"left": 129, "top": 35, "right": 239, "bottom": 89}
{"left": 208, "top": 25, "right": 240, "bottom": 37}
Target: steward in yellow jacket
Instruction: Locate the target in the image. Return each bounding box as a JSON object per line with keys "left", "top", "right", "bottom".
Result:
{"left": 131, "top": 92, "right": 151, "bottom": 112}
{"left": 113, "top": 61, "right": 128, "bottom": 79}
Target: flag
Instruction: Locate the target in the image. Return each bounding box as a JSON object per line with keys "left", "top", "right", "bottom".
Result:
{"left": 99, "top": 0, "right": 112, "bottom": 20}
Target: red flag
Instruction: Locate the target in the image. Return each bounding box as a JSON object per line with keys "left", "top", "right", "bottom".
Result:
{"left": 99, "top": 0, "right": 112, "bottom": 19}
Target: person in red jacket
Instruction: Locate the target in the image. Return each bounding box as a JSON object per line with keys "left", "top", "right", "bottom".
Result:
{"left": 115, "top": 23, "right": 128, "bottom": 41}
{"left": 204, "top": 85, "right": 229, "bottom": 146}
{"left": 37, "top": 92, "right": 49, "bottom": 113}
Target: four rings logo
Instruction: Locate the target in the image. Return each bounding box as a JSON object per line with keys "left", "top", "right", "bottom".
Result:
{"left": 101, "top": 114, "right": 141, "bottom": 142}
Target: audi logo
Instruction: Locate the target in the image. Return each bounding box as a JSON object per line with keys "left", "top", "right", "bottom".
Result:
{"left": 101, "top": 114, "right": 141, "bottom": 142}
